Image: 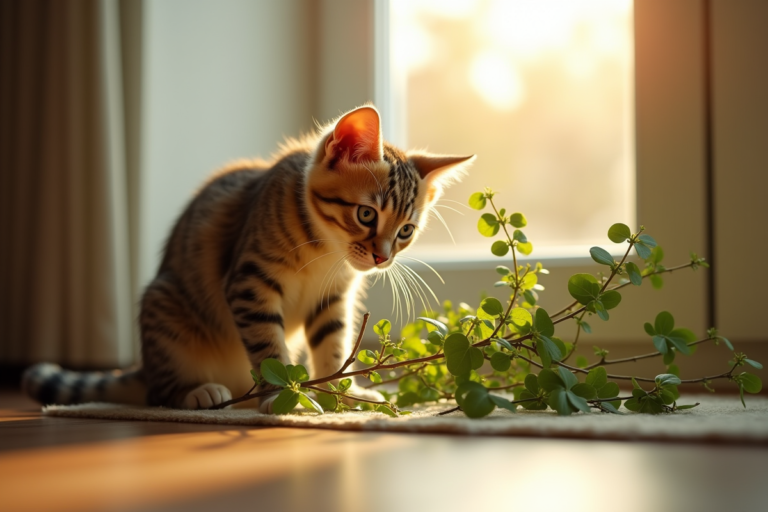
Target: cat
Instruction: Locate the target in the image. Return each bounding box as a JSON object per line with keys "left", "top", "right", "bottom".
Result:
{"left": 22, "top": 105, "right": 475, "bottom": 412}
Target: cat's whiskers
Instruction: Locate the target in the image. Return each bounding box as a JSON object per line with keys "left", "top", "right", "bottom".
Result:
{"left": 294, "top": 250, "right": 347, "bottom": 274}
{"left": 437, "top": 198, "right": 472, "bottom": 210}
{"left": 433, "top": 204, "right": 464, "bottom": 216}
{"left": 428, "top": 207, "right": 456, "bottom": 244}
{"left": 392, "top": 264, "right": 413, "bottom": 322}
{"left": 318, "top": 253, "right": 348, "bottom": 307}
{"left": 398, "top": 261, "right": 439, "bottom": 310}
{"left": 393, "top": 263, "right": 419, "bottom": 319}
{"left": 398, "top": 255, "right": 445, "bottom": 285}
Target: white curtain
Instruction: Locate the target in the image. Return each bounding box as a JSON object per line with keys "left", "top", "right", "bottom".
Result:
{"left": 0, "top": 0, "right": 139, "bottom": 368}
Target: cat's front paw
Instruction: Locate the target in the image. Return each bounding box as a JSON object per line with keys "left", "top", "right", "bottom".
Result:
{"left": 342, "top": 385, "right": 386, "bottom": 407}
{"left": 182, "top": 383, "right": 232, "bottom": 409}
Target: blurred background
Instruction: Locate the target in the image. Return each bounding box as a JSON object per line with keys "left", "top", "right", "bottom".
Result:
{"left": 0, "top": 0, "right": 765, "bottom": 387}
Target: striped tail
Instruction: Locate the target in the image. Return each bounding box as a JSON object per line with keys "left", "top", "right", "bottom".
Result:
{"left": 22, "top": 363, "right": 147, "bottom": 406}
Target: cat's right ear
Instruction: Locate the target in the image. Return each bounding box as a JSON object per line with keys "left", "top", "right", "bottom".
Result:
{"left": 323, "top": 106, "right": 383, "bottom": 165}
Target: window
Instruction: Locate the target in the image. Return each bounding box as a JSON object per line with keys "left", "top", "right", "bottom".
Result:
{"left": 382, "top": 0, "right": 635, "bottom": 262}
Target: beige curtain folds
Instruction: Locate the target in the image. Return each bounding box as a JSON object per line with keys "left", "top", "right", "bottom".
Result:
{"left": 0, "top": 0, "right": 138, "bottom": 368}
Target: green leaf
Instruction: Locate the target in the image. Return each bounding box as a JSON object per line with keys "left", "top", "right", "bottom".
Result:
{"left": 427, "top": 330, "right": 444, "bottom": 346}
{"left": 717, "top": 336, "right": 734, "bottom": 351}
{"left": 655, "top": 373, "right": 682, "bottom": 388}
{"left": 314, "top": 391, "right": 338, "bottom": 412}
{"left": 491, "top": 240, "right": 509, "bottom": 256}
{"left": 539, "top": 335, "right": 563, "bottom": 364}
{"left": 468, "top": 192, "right": 486, "bottom": 210}
{"left": 510, "top": 308, "right": 532, "bottom": 328}
{"left": 523, "top": 290, "right": 537, "bottom": 306}
{"left": 455, "top": 382, "right": 495, "bottom": 418}
{"left": 654, "top": 311, "right": 675, "bottom": 336}
{"left": 358, "top": 350, "right": 377, "bottom": 365}
{"left": 470, "top": 347, "right": 484, "bottom": 370}
{"left": 653, "top": 335, "right": 668, "bottom": 354}
{"left": 625, "top": 262, "right": 642, "bottom": 286}
{"left": 586, "top": 367, "right": 608, "bottom": 389}
{"left": 663, "top": 349, "right": 675, "bottom": 365}
{"left": 373, "top": 319, "right": 391, "bottom": 336}
{"left": 745, "top": 359, "right": 763, "bottom": 370}
{"left": 512, "top": 230, "right": 527, "bottom": 243}
{"left": 537, "top": 369, "right": 563, "bottom": 392}
{"left": 567, "top": 391, "right": 592, "bottom": 413}
{"left": 524, "top": 373, "right": 539, "bottom": 394}
{"left": 638, "top": 234, "right": 657, "bottom": 249}
{"left": 496, "top": 265, "right": 511, "bottom": 275}
{"left": 557, "top": 367, "right": 578, "bottom": 390}
{"left": 489, "top": 394, "right": 517, "bottom": 413}
{"left": 600, "top": 290, "right": 622, "bottom": 310}
{"left": 261, "top": 359, "right": 289, "bottom": 387}
{"left": 480, "top": 297, "right": 504, "bottom": 316}
{"left": 418, "top": 317, "right": 448, "bottom": 336}
{"left": 576, "top": 356, "right": 589, "bottom": 368}
{"left": 590, "top": 247, "right": 615, "bottom": 266}
{"left": 490, "top": 352, "right": 511, "bottom": 372}
{"left": 492, "top": 337, "right": 514, "bottom": 351}
{"left": 594, "top": 300, "right": 609, "bottom": 321}
{"left": 571, "top": 383, "right": 597, "bottom": 400}
{"left": 478, "top": 213, "right": 500, "bottom": 237}
{"left": 548, "top": 387, "right": 572, "bottom": 416}
{"left": 339, "top": 378, "right": 352, "bottom": 392}
{"left": 567, "top": 273, "right": 601, "bottom": 305}
{"left": 608, "top": 223, "right": 631, "bottom": 243}
{"left": 668, "top": 329, "right": 694, "bottom": 355}
{"left": 517, "top": 242, "right": 533, "bottom": 255}
{"left": 376, "top": 404, "right": 398, "bottom": 417}
{"left": 287, "top": 364, "right": 310, "bottom": 383}
{"left": 298, "top": 392, "right": 324, "bottom": 414}
{"left": 368, "top": 371, "right": 382, "bottom": 383}
{"left": 533, "top": 308, "right": 555, "bottom": 337}
{"left": 580, "top": 321, "right": 592, "bottom": 334}
{"left": 635, "top": 242, "right": 652, "bottom": 260}
{"left": 600, "top": 402, "right": 622, "bottom": 414}
{"left": 598, "top": 382, "right": 620, "bottom": 399}
{"left": 272, "top": 389, "right": 300, "bottom": 414}
{"left": 250, "top": 369, "right": 262, "bottom": 384}
{"left": 740, "top": 373, "right": 762, "bottom": 394}
{"left": 644, "top": 322, "right": 656, "bottom": 336}
{"left": 444, "top": 333, "right": 474, "bottom": 377}
{"left": 650, "top": 274, "right": 664, "bottom": 289}
{"left": 509, "top": 212, "right": 527, "bottom": 228}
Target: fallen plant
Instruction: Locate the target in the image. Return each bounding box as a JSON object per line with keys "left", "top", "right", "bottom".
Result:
{"left": 213, "top": 189, "right": 762, "bottom": 417}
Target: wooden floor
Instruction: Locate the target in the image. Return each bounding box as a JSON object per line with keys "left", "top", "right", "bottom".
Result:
{"left": 1, "top": 391, "right": 767, "bottom": 512}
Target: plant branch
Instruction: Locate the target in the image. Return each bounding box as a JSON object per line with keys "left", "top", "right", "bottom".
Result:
{"left": 583, "top": 337, "right": 715, "bottom": 369}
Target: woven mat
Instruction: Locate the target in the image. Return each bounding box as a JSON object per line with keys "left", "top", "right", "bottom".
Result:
{"left": 43, "top": 395, "right": 768, "bottom": 443}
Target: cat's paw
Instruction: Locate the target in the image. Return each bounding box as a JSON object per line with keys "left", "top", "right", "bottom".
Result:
{"left": 182, "top": 383, "right": 232, "bottom": 409}
{"left": 258, "top": 393, "right": 279, "bottom": 414}
{"left": 342, "top": 385, "right": 385, "bottom": 407}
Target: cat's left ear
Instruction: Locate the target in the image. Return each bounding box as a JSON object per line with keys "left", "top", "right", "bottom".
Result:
{"left": 325, "top": 106, "right": 383, "bottom": 164}
{"left": 409, "top": 152, "right": 476, "bottom": 187}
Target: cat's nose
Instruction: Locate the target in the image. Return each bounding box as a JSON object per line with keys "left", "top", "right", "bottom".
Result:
{"left": 372, "top": 253, "right": 389, "bottom": 265}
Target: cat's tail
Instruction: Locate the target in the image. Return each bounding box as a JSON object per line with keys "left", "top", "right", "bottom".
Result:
{"left": 21, "top": 363, "right": 147, "bottom": 406}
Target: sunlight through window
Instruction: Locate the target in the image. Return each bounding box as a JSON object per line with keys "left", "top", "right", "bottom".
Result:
{"left": 389, "top": 0, "right": 635, "bottom": 261}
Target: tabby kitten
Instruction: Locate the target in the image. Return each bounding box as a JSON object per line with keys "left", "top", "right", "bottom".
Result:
{"left": 23, "top": 105, "right": 474, "bottom": 411}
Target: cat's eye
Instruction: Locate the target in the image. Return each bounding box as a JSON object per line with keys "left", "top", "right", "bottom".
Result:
{"left": 398, "top": 224, "right": 415, "bottom": 240}
{"left": 357, "top": 206, "right": 377, "bottom": 226}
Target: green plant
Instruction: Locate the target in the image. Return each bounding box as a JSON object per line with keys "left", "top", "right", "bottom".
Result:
{"left": 214, "top": 189, "right": 762, "bottom": 417}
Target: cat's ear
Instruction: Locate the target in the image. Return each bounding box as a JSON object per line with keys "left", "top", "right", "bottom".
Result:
{"left": 324, "top": 106, "right": 383, "bottom": 164}
{"left": 409, "top": 153, "right": 476, "bottom": 185}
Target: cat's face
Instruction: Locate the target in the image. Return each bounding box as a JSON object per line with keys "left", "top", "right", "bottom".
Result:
{"left": 307, "top": 106, "right": 474, "bottom": 273}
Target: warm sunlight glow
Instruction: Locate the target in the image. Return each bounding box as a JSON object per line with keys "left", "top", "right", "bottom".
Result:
{"left": 469, "top": 51, "right": 525, "bottom": 110}
{"left": 390, "top": 0, "right": 635, "bottom": 258}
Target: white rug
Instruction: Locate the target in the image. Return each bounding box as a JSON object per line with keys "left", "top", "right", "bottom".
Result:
{"left": 43, "top": 395, "right": 768, "bottom": 443}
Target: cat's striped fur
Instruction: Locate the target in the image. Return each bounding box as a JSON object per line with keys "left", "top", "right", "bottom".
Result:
{"left": 23, "top": 106, "right": 474, "bottom": 411}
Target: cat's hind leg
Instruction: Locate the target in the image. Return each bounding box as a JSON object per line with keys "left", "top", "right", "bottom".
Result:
{"left": 141, "top": 275, "right": 247, "bottom": 409}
